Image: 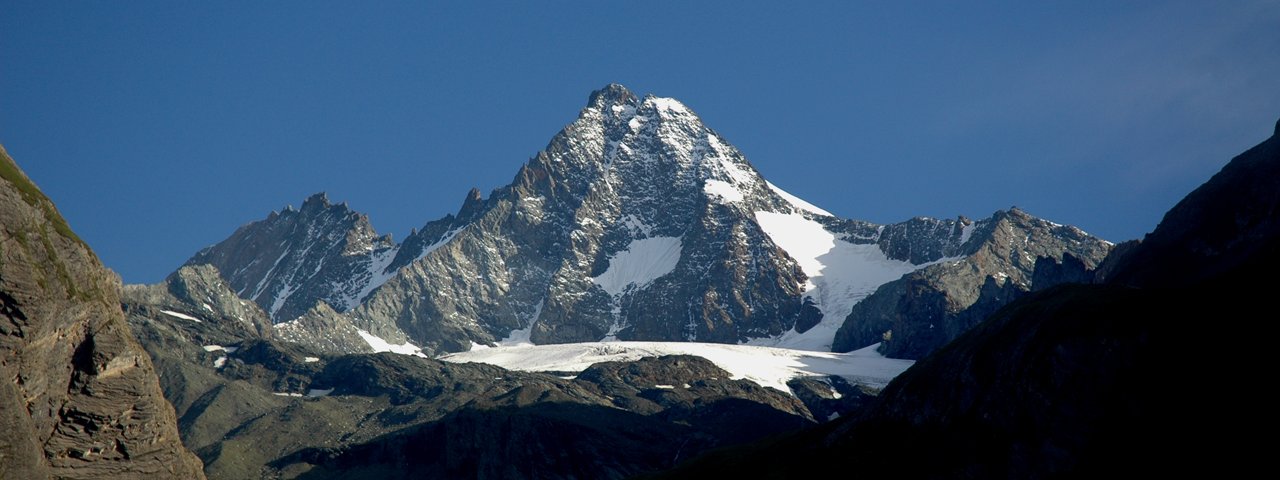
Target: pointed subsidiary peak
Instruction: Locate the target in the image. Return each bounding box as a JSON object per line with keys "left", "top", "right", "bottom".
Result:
{"left": 458, "top": 187, "right": 485, "bottom": 220}
{"left": 587, "top": 83, "right": 638, "bottom": 109}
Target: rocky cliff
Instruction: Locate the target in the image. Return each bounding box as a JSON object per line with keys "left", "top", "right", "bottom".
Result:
{"left": 0, "top": 146, "right": 205, "bottom": 479}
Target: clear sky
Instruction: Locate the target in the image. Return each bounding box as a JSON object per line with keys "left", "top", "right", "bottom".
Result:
{"left": 3, "top": 1, "right": 1278, "bottom": 283}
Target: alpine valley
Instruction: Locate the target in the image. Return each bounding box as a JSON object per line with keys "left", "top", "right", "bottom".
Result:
{"left": 3, "top": 84, "right": 1273, "bottom": 479}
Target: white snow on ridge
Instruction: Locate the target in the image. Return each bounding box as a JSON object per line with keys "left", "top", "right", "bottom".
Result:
{"left": 717, "top": 157, "right": 756, "bottom": 187}
{"left": 415, "top": 227, "right": 464, "bottom": 263}
{"left": 591, "top": 237, "right": 683, "bottom": 297}
{"left": 753, "top": 211, "right": 923, "bottom": 351}
{"left": 356, "top": 329, "right": 426, "bottom": 357}
{"left": 766, "top": 181, "right": 833, "bottom": 217}
{"left": 440, "top": 341, "right": 913, "bottom": 394}
{"left": 647, "top": 97, "right": 689, "bottom": 115}
{"left": 342, "top": 246, "right": 400, "bottom": 310}
{"left": 161, "top": 310, "right": 203, "bottom": 323}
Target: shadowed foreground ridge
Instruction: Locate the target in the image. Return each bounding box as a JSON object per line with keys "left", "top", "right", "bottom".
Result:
{"left": 659, "top": 119, "right": 1280, "bottom": 478}
{"left": 0, "top": 146, "right": 205, "bottom": 479}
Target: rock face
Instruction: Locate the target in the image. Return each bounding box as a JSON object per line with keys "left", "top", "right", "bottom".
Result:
{"left": 833, "top": 208, "right": 1112, "bottom": 359}
{"left": 122, "top": 264, "right": 273, "bottom": 342}
{"left": 272, "top": 301, "right": 374, "bottom": 355}
{"left": 0, "top": 147, "right": 205, "bottom": 479}
{"left": 658, "top": 119, "right": 1280, "bottom": 479}
{"left": 184, "top": 84, "right": 1110, "bottom": 356}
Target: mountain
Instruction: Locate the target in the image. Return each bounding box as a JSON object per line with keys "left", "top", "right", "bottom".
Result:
{"left": 0, "top": 146, "right": 205, "bottom": 479}
{"left": 184, "top": 84, "right": 1110, "bottom": 357}
{"left": 185, "top": 193, "right": 396, "bottom": 326}
{"left": 658, "top": 119, "right": 1280, "bottom": 478}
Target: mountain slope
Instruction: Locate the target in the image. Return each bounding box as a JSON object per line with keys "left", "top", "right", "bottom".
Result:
{"left": 0, "top": 146, "right": 205, "bottom": 479}
{"left": 184, "top": 84, "right": 1110, "bottom": 355}
{"left": 658, "top": 118, "right": 1280, "bottom": 478}
{"left": 1105, "top": 118, "right": 1280, "bottom": 288}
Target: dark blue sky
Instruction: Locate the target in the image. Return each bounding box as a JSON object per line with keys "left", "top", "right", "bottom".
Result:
{"left": 3, "top": 1, "right": 1277, "bottom": 283}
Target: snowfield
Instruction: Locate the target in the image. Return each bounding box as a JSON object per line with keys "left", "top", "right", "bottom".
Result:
{"left": 591, "top": 236, "right": 683, "bottom": 297}
{"left": 753, "top": 211, "right": 925, "bottom": 350}
{"left": 440, "top": 341, "right": 913, "bottom": 394}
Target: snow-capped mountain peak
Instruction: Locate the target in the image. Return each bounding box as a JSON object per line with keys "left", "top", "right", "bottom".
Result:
{"left": 183, "top": 84, "right": 1112, "bottom": 356}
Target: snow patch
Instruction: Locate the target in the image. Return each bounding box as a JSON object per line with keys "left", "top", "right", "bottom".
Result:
{"left": 619, "top": 215, "right": 654, "bottom": 238}
{"left": 213, "top": 357, "right": 226, "bottom": 368}
{"left": 959, "top": 223, "right": 976, "bottom": 245}
{"left": 591, "top": 237, "right": 683, "bottom": 297}
{"left": 628, "top": 116, "right": 647, "bottom": 131}
{"left": 304, "top": 357, "right": 320, "bottom": 363}
{"left": 356, "top": 329, "right": 426, "bottom": 357}
{"left": 703, "top": 179, "right": 744, "bottom": 203}
{"left": 499, "top": 299, "right": 542, "bottom": 347}
{"left": 306, "top": 388, "right": 334, "bottom": 398}
{"left": 441, "top": 341, "right": 912, "bottom": 394}
{"left": 268, "top": 284, "right": 296, "bottom": 318}
{"left": 610, "top": 104, "right": 635, "bottom": 117}
{"left": 161, "top": 310, "right": 202, "bottom": 323}
{"left": 765, "top": 181, "right": 832, "bottom": 217}
{"left": 202, "top": 345, "right": 225, "bottom": 352}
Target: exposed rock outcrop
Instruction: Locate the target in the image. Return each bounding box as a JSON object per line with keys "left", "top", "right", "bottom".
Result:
{"left": 0, "top": 146, "right": 205, "bottom": 479}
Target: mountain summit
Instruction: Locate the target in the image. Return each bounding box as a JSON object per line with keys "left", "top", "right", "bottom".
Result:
{"left": 184, "top": 85, "right": 1111, "bottom": 355}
